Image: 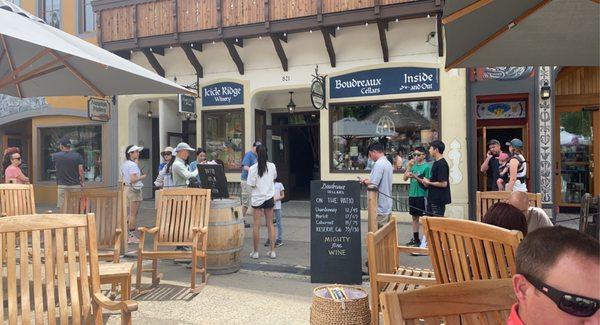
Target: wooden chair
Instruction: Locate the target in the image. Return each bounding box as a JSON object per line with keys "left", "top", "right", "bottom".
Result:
{"left": 380, "top": 279, "right": 516, "bottom": 325}
{"left": 0, "top": 213, "right": 138, "bottom": 324}
{"left": 476, "top": 191, "right": 541, "bottom": 221}
{"left": 422, "top": 217, "right": 523, "bottom": 284}
{"left": 136, "top": 188, "right": 211, "bottom": 293}
{"left": 580, "top": 194, "right": 599, "bottom": 240}
{"left": 0, "top": 183, "right": 36, "bottom": 216}
{"left": 367, "top": 220, "right": 436, "bottom": 325}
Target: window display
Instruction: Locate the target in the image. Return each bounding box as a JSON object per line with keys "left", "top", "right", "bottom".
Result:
{"left": 202, "top": 110, "right": 244, "bottom": 171}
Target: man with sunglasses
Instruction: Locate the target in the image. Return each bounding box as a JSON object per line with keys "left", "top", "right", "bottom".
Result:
{"left": 510, "top": 226, "right": 599, "bottom": 324}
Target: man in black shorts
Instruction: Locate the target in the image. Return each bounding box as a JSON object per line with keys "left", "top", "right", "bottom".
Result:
{"left": 403, "top": 147, "right": 431, "bottom": 246}
{"left": 423, "top": 140, "right": 451, "bottom": 217}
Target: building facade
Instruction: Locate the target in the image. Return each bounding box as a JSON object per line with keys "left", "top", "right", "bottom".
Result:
{"left": 0, "top": 0, "right": 119, "bottom": 204}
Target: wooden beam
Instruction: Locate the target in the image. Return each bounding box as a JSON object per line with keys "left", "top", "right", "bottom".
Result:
{"left": 142, "top": 48, "right": 165, "bottom": 77}
{"left": 0, "top": 55, "right": 68, "bottom": 90}
{"left": 224, "top": 39, "right": 244, "bottom": 75}
{"left": 145, "top": 47, "right": 164, "bottom": 56}
{"left": 436, "top": 14, "right": 444, "bottom": 57}
{"left": 446, "top": 0, "right": 551, "bottom": 70}
{"left": 114, "top": 50, "right": 131, "bottom": 60}
{"left": 49, "top": 50, "right": 105, "bottom": 97}
{"left": 0, "top": 35, "right": 22, "bottom": 97}
{"left": 321, "top": 27, "right": 336, "bottom": 68}
{"left": 270, "top": 34, "right": 288, "bottom": 71}
{"left": 377, "top": 21, "right": 389, "bottom": 62}
{"left": 181, "top": 44, "right": 204, "bottom": 78}
{"left": 442, "top": 0, "right": 493, "bottom": 25}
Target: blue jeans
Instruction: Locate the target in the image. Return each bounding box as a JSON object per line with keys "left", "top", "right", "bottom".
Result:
{"left": 274, "top": 209, "right": 282, "bottom": 241}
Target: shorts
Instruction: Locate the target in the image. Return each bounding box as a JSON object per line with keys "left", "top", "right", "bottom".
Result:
{"left": 252, "top": 197, "right": 274, "bottom": 209}
{"left": 377, "top": 213, "right": 391, "bottom": 229}
{"left": 125, "top": 186, "right": 143, "bottom": 202}
{"left": 240, "top": 181, "right": 252, "bottom": 208}
{"left": 427, "top": 202, "right": 446, "bottom": 217}
{"left": 408, "top": 197, "right": 426, "bottom": 217}
{"left": 57, "top": 185, "right": 82, "bottom": 209}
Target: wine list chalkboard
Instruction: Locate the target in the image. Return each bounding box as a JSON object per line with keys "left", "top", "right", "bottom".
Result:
{"left": 197, "top": 164, "right": 229, "bottom": 199}
{"left": 310, "top": 180, "right": 362, "bottom": 284}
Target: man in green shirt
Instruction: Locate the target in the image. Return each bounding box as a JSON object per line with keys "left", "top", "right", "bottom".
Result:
{"left": 403, "top": 147, "right": 431, "bottom": 247}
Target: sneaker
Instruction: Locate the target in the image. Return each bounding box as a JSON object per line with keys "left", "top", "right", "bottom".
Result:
{"left": 275, "top": 240, "right": 283, "bottom": 248}
{"left": 268, "top": 251, "right": 276, "bottom": 259}
{"left": 249, "top": 251, "right": 259, "bottom": 259}
{"left": 405, "top": 238, "right": 421, "bottom": 247}
{"left": 127, "top": 231, "right": 140, "bottom": 244}
{"left": 264, "top": 239, "right": 271, "bottom": 247}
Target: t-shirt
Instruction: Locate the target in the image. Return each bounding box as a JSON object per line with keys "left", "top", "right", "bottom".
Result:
{"left": 370, "top": 156, "right": 393, "bottom": 215}
{"left": 121, "top": 160, "right": 143, "bottom": 189}
{"left": 4, "top": 165, "right": 25, "bottom": 184}
{"left": 240, "top": 151, "right": 257, "bottom": 181}
{"left": 486, "top": 156, "right": 500, "bottom": 191}
{"left": 52, "top": 151, "right": 83, "bottom": 186}
{"left": 428, "top": 158, "right": 451, "bottom": 205}
{"left": 246, "top": 162, "right": 277, "bottom": 207}
{"left": 408, "top": 162, "right": 431, "bottom": 198}
{"left": 526, "top": 207, "right": 553, "bottom": 233}
{"left": 274, "top": 182, "right": 285, "bottom": 210}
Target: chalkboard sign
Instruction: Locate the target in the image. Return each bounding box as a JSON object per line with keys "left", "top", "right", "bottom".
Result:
{"left": 310, "top": 180, "right": 362, "bottom": 284}
{"left": 197, "top": 164, "right": 229, "bottom": 199}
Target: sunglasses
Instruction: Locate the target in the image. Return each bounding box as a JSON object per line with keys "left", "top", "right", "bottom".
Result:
{"left": 12, "top": 156, "right": 21, "bottom": 160}
{"left": 524, "top": 274, "right": 599, "bottom": 317}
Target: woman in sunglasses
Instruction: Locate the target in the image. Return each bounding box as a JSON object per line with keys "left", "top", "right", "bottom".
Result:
{"left": 3, "top": 151, "right": 29, "bottom": 184}
{"left": 510, "top": 226, "right": 599, "bottom": 324}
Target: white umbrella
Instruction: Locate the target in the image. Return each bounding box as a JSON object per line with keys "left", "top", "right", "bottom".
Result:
{"left": 0, "top": 1, "right": 191, "bottom": 98}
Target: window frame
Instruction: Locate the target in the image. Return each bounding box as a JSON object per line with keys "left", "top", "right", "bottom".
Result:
{"left": 328, "top": 96, "right": 442, "bottom": 174}
{"left": 201, "top": 108, "right": 245, "bottom": 172}
{"left": 79, "top": 0, "right": 95, "bottom": 33}
{"left": 39, "top": 0, "right": 61, "bottom": 29}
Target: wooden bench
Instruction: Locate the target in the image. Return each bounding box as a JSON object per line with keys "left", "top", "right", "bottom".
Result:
{"left": 367, "top": 220, "right": 436, "bottom": 325}
{"left": 0, "top": 213, "right": 138, "bottom": 324}
{"left": 476, "top": 191, "right": 541, "bottom": 221}
{"left": 0, "top": 183, "right": 36, "bottom": 216}
{"left": 380, "top": 279, "right": 515, "bottom": 325}
{"left": 136, "top": 188, "right": 211, "bottom": 293}
{"left": 422, "top": 217, "right": 523, "bottom": 283}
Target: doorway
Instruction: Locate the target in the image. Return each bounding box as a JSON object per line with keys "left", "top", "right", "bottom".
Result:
{"left": 269, "top": 112, "right": 320, "bottom": 200}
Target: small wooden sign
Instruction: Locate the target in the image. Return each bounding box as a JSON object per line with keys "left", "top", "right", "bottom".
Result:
{"left": 88, "top": 98, "right": 111, "bottom": 122}
{"left": 197, "top": 164, "right": 229, "bottom": 199}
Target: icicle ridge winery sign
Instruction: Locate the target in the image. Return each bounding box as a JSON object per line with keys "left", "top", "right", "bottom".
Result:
{"left": 329, "top": 67, "right": 440, "bottom": 99}
{"left": 202, "top": 82, "right": 244, "bottom": 106}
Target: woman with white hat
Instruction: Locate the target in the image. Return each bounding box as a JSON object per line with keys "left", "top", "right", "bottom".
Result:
{"left": 158, "top": 146, "right": 173, "bottom": 174}
{"left": 154, "top": 146, "right": 174, "bottom": 189}
{"left": 122, "top": 144, "right": 146, "bottom": 244}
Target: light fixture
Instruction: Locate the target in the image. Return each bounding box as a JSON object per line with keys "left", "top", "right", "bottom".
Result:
{"left": 310, "top": 29, "right": 313, "bottom": 33}
{"left": 191, "top": 43, "right": 194, "bottom": 48}
{"left": 174, "top": 76, "right": 178, "bottom": 83}
{"left": 287, "top": 91, "right": 296, "bottom": 114}
{"left": 146, "top": 101, "right": 153, "bottom": 118}
{"left": 283, "top": 32, "right": 287, "bottom": 37}
{"left": 540, "top": 82, "right": 551, "bottom": 100}
{"left": 365, "top": 22, "right": 369, "bottom": 27}
{"left": 427, "top": 13, "right": 431, "bottom": 18}
{"left": 212, "top": 40, "right": 215, "bottom": 44}
{"left": 336, "top": 26, "right": 340, "bottom": 31}
{"left": 395, "top": 18, "right": 399, "bottom": 23}
{"left": 259, "top": 35, "right": 262, "bottom": 39}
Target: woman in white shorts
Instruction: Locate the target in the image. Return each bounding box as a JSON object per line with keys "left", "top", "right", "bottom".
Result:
{"left": 121, "top": 145, "right": 146, "bottom": 244}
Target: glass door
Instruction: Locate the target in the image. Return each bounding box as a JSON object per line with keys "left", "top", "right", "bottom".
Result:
{"left": 556, "top": 107, "right": 598, "bottom": 205}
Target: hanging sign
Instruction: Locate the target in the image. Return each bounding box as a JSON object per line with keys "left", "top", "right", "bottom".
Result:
{"left": 311, "top": 78, "right": 326, "bottom": 110}
{"left": 87, "top": 98, "right": 111, "bottom": 122}
{"left": 202, "top": 82, "right": 244, "bottom": 106}
{"left": 329, "top": 67, "right": 440, "bottom": 99}
{"left": 476, "top": 101, "right": 526, "bottom": 120}
{"left": 178, "top": 94, "right": 196, "bottom": 113}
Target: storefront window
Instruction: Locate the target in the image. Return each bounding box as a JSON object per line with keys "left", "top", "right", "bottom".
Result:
{"left": 202, "top": 110, "right": 244, "bottom": 171}
{"left": 40, "top": 125, "right": 102, "bottom": 182}
{"left": 330, "top": 99, "right": 440, "bottom": 172}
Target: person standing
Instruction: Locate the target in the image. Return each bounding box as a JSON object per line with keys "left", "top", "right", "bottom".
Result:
{"left": 121, "top": 145, "right": 146, "bottom": 244}
{"left": 480, "top": 139, "right": 501, "bottom": 191}
{"left": 240, "top": 141, "right": 261, "bottom": 228}
{"left": 506, "top": 138, "right": 528, "bottom": 192}
{"left": 188, "top": 147, "right": 207, "bottom": 181}
{"left": 247, "top": 145, "right": 277, "bottom": 259}
{"left": 360, "top": 143, "right": 393, "bottom": 228}
{"left": 52, "top": 137, "right": 84, "bottom": 210}
{"left": 171, "top": 143, "right": 198, "bottom": 187}
{"left": 157, "top": 146, "right": 173, "bottom": 174}
{"left": 422, "top": 140, "right": 451, "bottom": 217}
{"left": 403, "top": 147, "right": 430, "bottom": 246}
{"left": 3, "top": 150, "right": 29, "bottom": 184}
{"left": 265, "top": 177, "right": 285, "bottom": 248}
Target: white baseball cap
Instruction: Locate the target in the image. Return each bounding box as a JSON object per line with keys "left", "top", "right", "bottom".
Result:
{"left": 174, "top": 142, "right": 195, "bottom": 153}
{"left": 127, "top": 145, "right": 144, "bottom": 153}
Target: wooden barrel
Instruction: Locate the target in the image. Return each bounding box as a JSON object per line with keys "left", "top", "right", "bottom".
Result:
{"left": 206, "top": 199, "right": 245, "bottom": 274}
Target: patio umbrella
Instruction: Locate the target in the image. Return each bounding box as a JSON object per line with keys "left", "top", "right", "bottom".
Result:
{"left": 0, "top": 1, "right": 191, "bottom": 98}
{"left": 443, "top": 0, "right": 600, "bottom": 69}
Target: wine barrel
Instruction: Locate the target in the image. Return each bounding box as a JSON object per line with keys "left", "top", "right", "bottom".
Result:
{"left": 206, "top": 199, "right": 245, "bottom": 274}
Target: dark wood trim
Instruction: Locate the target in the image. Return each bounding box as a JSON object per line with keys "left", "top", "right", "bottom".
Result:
{"left": 224, "top": 39, "right": 244, "bottom": 75}
{"left": 270, "top": 34, "right": 288, "bottom": 71}
{"left": 436, "top": 14, "right": 443, "bottom": 57}
{"left": 114, "top": 50, "right": 131, "bottom": 60}
{"left": 133, "top": 5, "right": 138, "bottom": 45}
{"left": 216, "top": 0, "right": 223, "bottom": 36}
{"left": 172, "top": 0, "right": 178, "bottom": 41}
{"left": 142, "top": 49, "right": 165, "bottom": 77}
{"left": 200, "top": 108, "right": 245, "bottom": 172}
{"left": 377, "top": 20, "right": 389, "bottom": 62}
{"left": 96, "top": 10, "right": 103, "bottom": 46}
{"left": 321, "top": 27, "right": 336, "bottom": 68}
{"left": 181, "top": 44, "right": 203, "bottom": 78}
{"left": 327, "top": 96, "right": 442, "bottom": 174}
{"left": 98, "top": 1, "right": 441, "bottom": 52}
{"left": 317, "top": 0, "right": 323, "bottom": 22}
{"left": 264, "top": 0, "right": 270, "bottom": 30}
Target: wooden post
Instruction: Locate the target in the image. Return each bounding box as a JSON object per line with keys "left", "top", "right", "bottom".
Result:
{"left": 367, "top": 184, "right": 378, "bottom": 232}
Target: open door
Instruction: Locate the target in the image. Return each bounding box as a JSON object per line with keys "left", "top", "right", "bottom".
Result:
{"left": 270, "top": 126, "right": 290, "bottom": 202}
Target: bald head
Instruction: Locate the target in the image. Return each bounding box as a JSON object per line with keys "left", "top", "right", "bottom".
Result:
{"left": 509, "top": 191, "right": 529, "bottom": 213}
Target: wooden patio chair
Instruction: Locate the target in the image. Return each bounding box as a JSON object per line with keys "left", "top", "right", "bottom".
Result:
{"left": 380, "top": 279, "right": 516, "bottom": 325}
{"left": 422, "top": 217, "right": 523, "bottom": 283}
{"left": 0, "top": 183, "right": 37, "bottom": 216}
{"left": 0, "top": 213, "right": 138, "bottom": 324}
{"left": 136, "top": 188, "right": 211, "bottom": 293}
{"left": 367, "top": 219, "right": 436, "bottom": 325}
{"left": 476, "top": 191, "right": 541, "bottom": 221}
